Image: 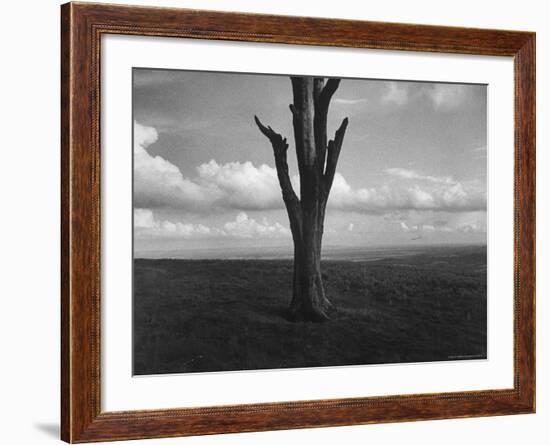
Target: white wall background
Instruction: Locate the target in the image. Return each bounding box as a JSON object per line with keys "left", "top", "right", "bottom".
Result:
{"left": 0, "top": 1, "right": 546, "bottom": 444}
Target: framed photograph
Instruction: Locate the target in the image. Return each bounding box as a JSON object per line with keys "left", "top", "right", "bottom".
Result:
{"left": 61, "top": 2, "right": 535, "bottom": 442}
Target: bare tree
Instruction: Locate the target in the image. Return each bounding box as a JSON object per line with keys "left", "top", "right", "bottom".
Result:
{"left": 255, "top": 77, "right": 349, "bottom": 322}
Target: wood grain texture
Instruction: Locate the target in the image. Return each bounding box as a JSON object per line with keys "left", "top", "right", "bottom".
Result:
{"left": 60, "top": 5, "right": 71, "bottom": 440}
{"left": 60, "top": 2, "right": 536, "bottom": 442}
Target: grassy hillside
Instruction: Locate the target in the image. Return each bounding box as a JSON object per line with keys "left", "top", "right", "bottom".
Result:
{"left": 133, "top": 245, "right": 486, "bottom": 375}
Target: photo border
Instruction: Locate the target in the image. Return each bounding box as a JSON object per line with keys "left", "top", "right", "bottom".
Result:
{"left": 61, "top": 2, "right": 535, "bottom": 442}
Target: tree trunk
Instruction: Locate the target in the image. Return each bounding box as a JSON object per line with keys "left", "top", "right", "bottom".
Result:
{"left": 289, "top": 208, "right": 334, "bottom": 321}
{"left": 255, "top": 76, "right": 348, "bottom": 322}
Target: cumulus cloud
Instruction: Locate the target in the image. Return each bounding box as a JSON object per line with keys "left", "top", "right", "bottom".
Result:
{"left": 134, "top": 122, "right": 281, "bottom": 212}
{"left": 135, "top": 208, "right": 216, "bottom": 239}
{"left": 394, "top": 209, "right": 486, "bottom": 235}
{"left": 196, "top": 160, "right": 281, "bottom": 210}
{"left": 328, "top": 172, "right": 485, "bottom": 214}
{"left": 135, "top": 120, "right": 159, "bottom": 147}
{"left": 223, "top": 212, "right": 290, "bottom": 239}
{"left": 381, "top": 82, "right": 409, "bottom": 106}
{"left": 400, "top": 221, "right": 436, "bottom": 233}
{"left": 425, "top": 84, "right": 469, "bottom": 111}
{"left": 134, "top": 122, "right": 210, "bottom": 209}
{"left": 380, "top": 82, "right": 470, "bottom": 111}
{"left": 135, "top": 209, "right": 290, "bottom": 240}
{"left": 333, "top": 98, "right": 367, "bottom": 105}
{"left": 385, "top": 167, "right": 455, "bottom": 185}
{"left": 134, "top": 122, "right": 485, "bottom": 216}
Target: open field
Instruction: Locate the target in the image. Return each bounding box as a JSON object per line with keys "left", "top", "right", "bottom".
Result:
{"left": 133, "top": 245, "right": 487, "bottom": 375}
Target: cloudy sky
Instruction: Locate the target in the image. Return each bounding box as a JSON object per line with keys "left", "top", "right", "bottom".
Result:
{"left": 133, "top": 68, "right": 487, "bottom": 258}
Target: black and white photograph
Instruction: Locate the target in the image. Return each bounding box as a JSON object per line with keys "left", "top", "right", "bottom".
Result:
{"left": 132, "top": 68, "right": 487, "bottom": 375}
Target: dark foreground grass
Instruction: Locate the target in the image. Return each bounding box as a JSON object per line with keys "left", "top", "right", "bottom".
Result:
{"left": 133, "top": 245, "right": 487, "bottom": 375}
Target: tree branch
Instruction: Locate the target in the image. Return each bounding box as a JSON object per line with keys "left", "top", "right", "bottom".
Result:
{"left": 319, "top": 78, "right": 341, "bottom": 106}
{"left": 313, "top": 78, "right": 325, "bottom": 102}
{"left": 314, "top": 78, "right": 342, "bottom": 175}
{"left": 254, "top": 115, "right": 301, "bottom": 217}
{"left": 324, "top": 117, "right": 349, "bottom": 193}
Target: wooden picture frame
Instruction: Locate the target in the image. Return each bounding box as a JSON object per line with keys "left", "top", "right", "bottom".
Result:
{"left": 61, "top": 2, "right": 535, "bottom": 442}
